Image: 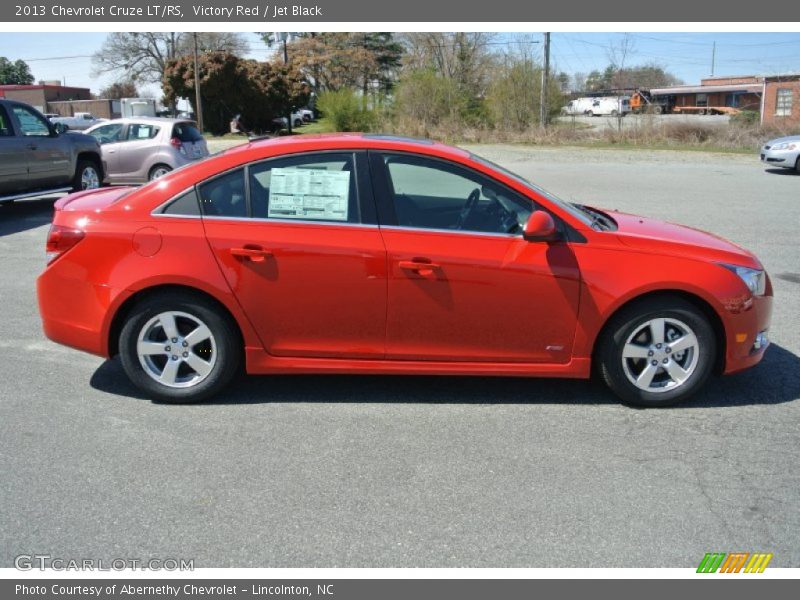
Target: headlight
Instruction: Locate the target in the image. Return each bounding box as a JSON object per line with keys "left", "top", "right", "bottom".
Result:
{"left": 720, "top": 264, "right": 766, "bottom": 296}
{"left": 770, "top": 141, "right": 797, "bottom": 151}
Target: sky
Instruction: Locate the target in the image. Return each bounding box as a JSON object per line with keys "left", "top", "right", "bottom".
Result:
{"left": 1, "top": 31, "right": 799, "bottom": 97}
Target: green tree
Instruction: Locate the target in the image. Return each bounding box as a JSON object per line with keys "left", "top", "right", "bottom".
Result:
{"left": 0, "top": 57, "right": 34, "bottom": 85}
{"left": 162, "top": 51, "right": 309, "bottom": 135}
{"left": 99, "top": 80, "right": 139, "bottom": 99}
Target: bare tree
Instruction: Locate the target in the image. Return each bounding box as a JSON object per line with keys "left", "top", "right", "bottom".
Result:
{"left": 92, "top": 32, "right": 248, "bottom": 86}
{"left": 401, "top": 33, "right": 497, "bottom": 94}
{"left": 606, "top": 33, "right": 635, "bottom": 130}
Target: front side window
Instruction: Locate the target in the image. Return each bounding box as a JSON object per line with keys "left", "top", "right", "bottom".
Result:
{"left": 249, "top": 153, "right": 359, "bottom": 224}
{"left": 776, "top": 89, "right": 793, "bottom": 117}
{"left": 11, "top": 105, "right": 51, "bottom": 136}
{"left": 126, "top": 123, "right": 160, "bottom": 140}
{"left": 89, "top": 123, "right": 124, "bottom": 145}
{"left": 381, "top": 154, "right": 532, "bottom": 235}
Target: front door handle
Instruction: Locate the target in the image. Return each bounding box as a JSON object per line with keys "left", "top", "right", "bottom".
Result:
{"left": 398, "top": 259, "right": 440, "bottom": 277}
{"left": 230, "top": 246, "right": 273, "bottom": 262}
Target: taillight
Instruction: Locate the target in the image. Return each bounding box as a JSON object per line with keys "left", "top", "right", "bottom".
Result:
{"left": 46, "top": 224, "right": 85, "bottom": 264}
{"left": 170, "top": 136, "right": 187, "bottom": 156}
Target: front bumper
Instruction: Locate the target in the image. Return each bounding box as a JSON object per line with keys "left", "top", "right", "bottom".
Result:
{"left": 760, "top": 147, "right": 799, "bottom": 167}
{"left": 722, "top": 293, "right": 773, "bottom": 375}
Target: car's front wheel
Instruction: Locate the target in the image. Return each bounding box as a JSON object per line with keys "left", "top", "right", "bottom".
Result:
{"left": 73, "top": 159, "right": 101, "bottom": 191}
{"left": 119, "top": 292, "right": 241, "bottom": 403}
{"left": 598, "top": 297, "right": 716, "bottom": 407}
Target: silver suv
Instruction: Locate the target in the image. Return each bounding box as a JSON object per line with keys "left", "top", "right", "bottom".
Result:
{"left": 85, "top": 117, "right": 209, "bottom": 184}
{"left": 0, "top": 99, "right": 103, "bottom": 203}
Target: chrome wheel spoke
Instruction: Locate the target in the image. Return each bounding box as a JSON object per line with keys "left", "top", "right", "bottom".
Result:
{"left": 623, "top": 343, "right": 651, "bottom": 359}
{"left": 159, "top": 358, "right": 181, "bottom": 385}
{"left": 138, "top": 341, "right": 167, "bottom": 356}
{"left": 158, "top": 312, "right": 180, "bottom": 340}
{"left": 185, "top": 324, "right": 212, "bottom": 346}
{"left": 649, "top": 318, "right": 666, "bottom": 345}
{"left": 669, "top": 332, "right": 698, "bottom": 353}
{"left": 664, "top": 360, "right": 691, "bottom": 385}
{"left": 636, "top": 363, "right": 658, "bottom": 388}
{"left": 184, "top": 353, "right": 212, "bottom": 378}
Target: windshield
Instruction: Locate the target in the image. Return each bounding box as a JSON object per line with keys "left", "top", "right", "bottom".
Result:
{"left": 469, "top": 153, "right": 594, "bottom": 227}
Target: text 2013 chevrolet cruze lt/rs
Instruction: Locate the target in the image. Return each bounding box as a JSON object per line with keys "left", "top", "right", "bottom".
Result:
{"left": 36, "top": 134, "right": 773, "bottom": 407}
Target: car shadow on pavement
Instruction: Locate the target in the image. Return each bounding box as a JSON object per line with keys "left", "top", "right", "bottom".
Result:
{"left": 764, "top": 168, "right": 800, "bottom": 176}
{"left": 90, "top": 343, "right": 800, "bottom": 408}
{"left": 0, "top": 197, "right": 57, "bottom": 237}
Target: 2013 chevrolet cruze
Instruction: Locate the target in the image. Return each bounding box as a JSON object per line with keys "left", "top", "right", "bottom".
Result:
{"left": 37, "top": 134, "right": 773, "bottom": 407}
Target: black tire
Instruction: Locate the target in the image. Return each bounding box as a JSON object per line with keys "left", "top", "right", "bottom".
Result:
{"left": 795, "top": 156, "right": 800, "bottom": 173}
{"left": 597, "top": 296, "right": 716, "bottom": 408}
{"left": 293, "top": 119, "right": 303, "bottom": 128}
{"left": 148, "top": 164, "right": 172, "bottom": 181}
{"left": 119, "top": 292, "right": 241, "bottom": 403}
{"left": 72, "top": 158, "right": 102, "bottom": 192}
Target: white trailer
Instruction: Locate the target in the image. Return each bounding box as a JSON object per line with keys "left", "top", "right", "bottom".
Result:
{"left": 120, "top": 98, "right": 157, "bottom": 118}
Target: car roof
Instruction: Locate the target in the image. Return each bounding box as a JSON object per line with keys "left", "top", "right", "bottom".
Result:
{"left": 222, "top": 133, "right": 471, "bottom": 161}
{"left": 90, "top": 117, "right": 195, "bottom": 126}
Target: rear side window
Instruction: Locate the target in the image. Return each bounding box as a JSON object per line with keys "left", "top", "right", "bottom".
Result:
{"left": 173, "top": 122, "right": 203, "bottom": 142}
{"left": 126, "top": 123, "right": 160, "bottom": 140}
{"left": 248, "top": 153, "right": 359, "bottom": 223}
{"left": 0, "top": 106, "right": 10, "bottom": 136}
{"left": 197, "top": 168, "right": 247, "bottom": 218}
{"left": 161, "top": 189, "right": 201, "bottom": 216}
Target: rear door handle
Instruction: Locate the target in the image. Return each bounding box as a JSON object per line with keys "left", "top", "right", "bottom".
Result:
{"left": 398, "top": 259, "right": 440, "bottom": 276}
{"left": 230, "top": 246, "right": 273, "bottom": 262}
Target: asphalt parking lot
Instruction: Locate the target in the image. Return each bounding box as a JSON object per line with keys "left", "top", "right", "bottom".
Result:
{"left": 1, "top": 146, "right": 798, "bottom": 568}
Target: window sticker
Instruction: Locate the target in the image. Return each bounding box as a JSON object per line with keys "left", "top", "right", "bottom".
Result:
{"left": 268, "top": 168, "right": 350, "bottom": 221}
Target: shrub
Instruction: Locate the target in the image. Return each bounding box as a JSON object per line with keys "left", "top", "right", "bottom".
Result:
{"left": 316, "top": 89, "right": 378, "bottom": 132}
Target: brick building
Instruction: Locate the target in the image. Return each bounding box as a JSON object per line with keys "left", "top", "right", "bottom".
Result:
{"left": 0, "top": 83, "right": 91, "bottom": 112}
{"left": 651, "top": 74, "right": 800, "bottom": 126}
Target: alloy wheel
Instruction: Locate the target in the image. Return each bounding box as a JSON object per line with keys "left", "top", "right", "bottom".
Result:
{"left": 621, "top": 317, "right": 699, "bottom": 393}
{"left": 136, "top": 311, "right": 217, "bottom": 388}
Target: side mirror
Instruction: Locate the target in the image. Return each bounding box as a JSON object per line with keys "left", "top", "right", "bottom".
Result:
{"left": 53, "top": 122, "right": 67, "bottom": 135}
{"left": 524, "top": 210, "right": 560, "bottom": 242}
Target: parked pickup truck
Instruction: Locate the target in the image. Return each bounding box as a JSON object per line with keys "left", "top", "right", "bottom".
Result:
{"left": 50, "top": 111, "right": 104, "bottom": 131}
{"left": 0, "top": 99, "right": 104, "bottom": 203}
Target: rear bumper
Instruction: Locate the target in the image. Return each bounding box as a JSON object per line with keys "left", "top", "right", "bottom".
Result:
{"left": 37, "top": 269, "right": 131, "bottom": 358}
{"left": 722, "top": 293, "right": 773, "bottom": 375}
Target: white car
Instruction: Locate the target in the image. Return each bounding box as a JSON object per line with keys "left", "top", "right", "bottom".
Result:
{"left": 760, "top": 136, "right": 800, "bottom": 172}
{"left": 587, "top": 96, "right": 631, "bottom": 117}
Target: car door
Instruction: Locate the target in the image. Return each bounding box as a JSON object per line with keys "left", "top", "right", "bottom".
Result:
{"left": 0, "top": 104, "right": 30, "bottom": 195}
{"left": 117, "top": 122, "right": 161, "bottom": 181}
{"left": 86, "top": 122, "right": 125, "bottom": 180}
{"left": 370, "top": 151, "right": 581, "bottom": 364}
{"left": 200, "top": 151, "right": 388, "bottom": 359}
{"left": 8, "top": 103, "right": 72, "bottom": 188}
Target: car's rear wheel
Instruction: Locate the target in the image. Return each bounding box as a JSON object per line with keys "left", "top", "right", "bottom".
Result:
{"left": 73, "top": 159, "right": 101, "bottom": 191}
{"left": 598, "top": 297, "right": 716, "bottom": 407}
{"left": 795, "top": 156, "right": 800, "bottom": 173}
{"left": 149, "top": 164, "right": 172, "bottom": 181}
{"left": 119, "top": 293, "right": 241, "bottom": 403}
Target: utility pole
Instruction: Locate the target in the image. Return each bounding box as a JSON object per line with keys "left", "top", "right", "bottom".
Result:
{"left": 192, "top": 32, "right": 204, "bottom": 133}
{"left": 539, "top": 32, "right": 550, "bottom": 129}
{"left": 710, "top": 41, "right": 716, "bottom": 77}
{"left": 281, "top": 32, "right": 292, "bottom": 135}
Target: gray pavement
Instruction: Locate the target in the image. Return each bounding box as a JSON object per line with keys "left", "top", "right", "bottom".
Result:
{"left": 1, "top": 146, "right": 798, "bottom": 568}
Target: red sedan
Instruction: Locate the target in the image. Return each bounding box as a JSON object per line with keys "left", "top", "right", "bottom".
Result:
{"left": 37, "top": 134, "right": 773, "bottom": 407}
